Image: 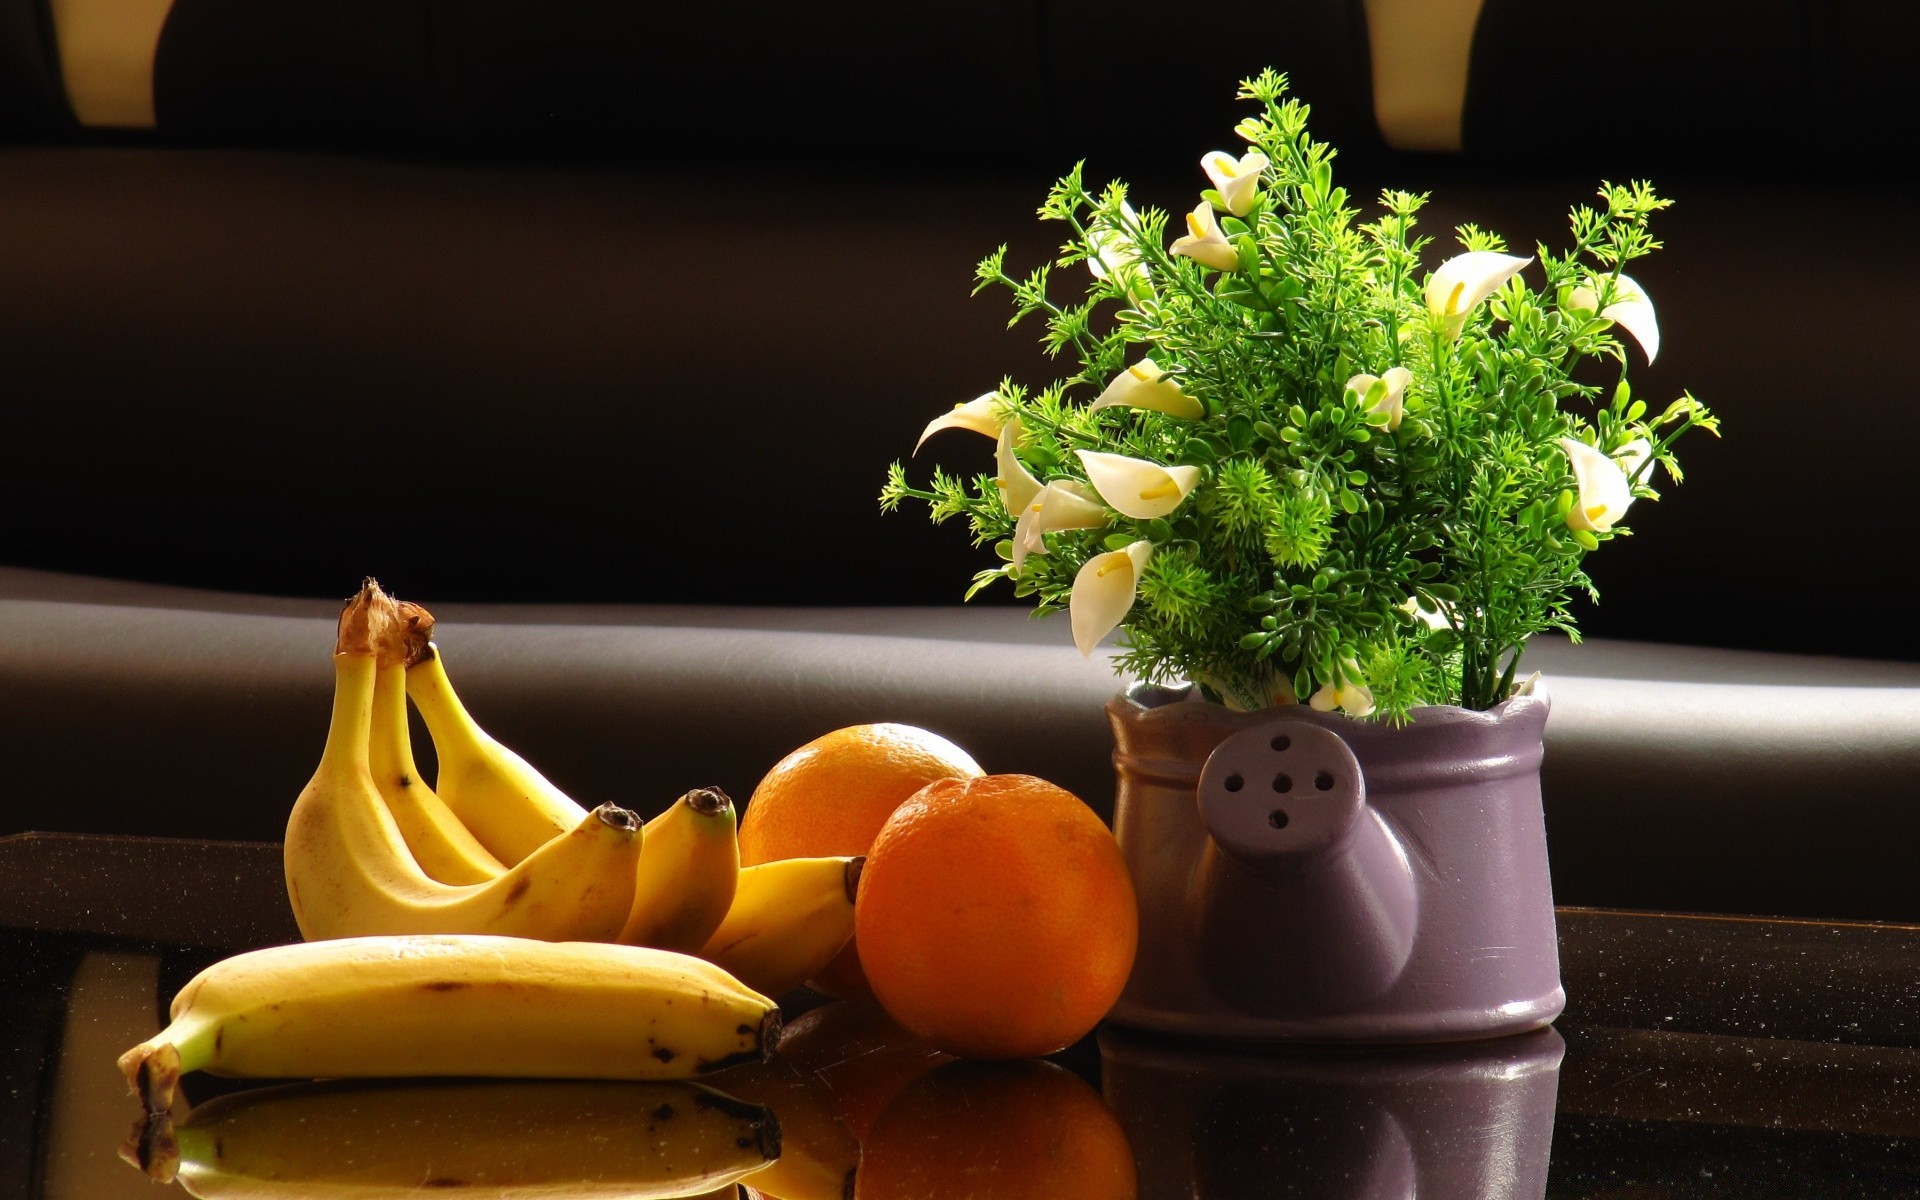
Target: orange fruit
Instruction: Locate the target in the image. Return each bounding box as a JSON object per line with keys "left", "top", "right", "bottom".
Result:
{"left": 740, "top": 724, "right": 983, "bottom": 996}
{"left": 855, "top": 774, "right": 1138, "bottom": 1059}
{"left": 776, "top": 1000, "right": 955, "bottom": 1141}
{"left": 856, "top": 1059, "right": 1136, "bottom": 1200}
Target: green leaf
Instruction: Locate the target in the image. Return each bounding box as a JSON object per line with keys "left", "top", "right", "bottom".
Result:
{"left": 1227, "top": 415, "right": 1256, "bottom": 452}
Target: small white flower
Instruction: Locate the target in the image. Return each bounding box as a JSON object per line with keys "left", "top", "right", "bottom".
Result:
{"left": 1346, "top": 367, "right": 1412, "bottom": 432}
{"left": 1559, "top": 436, "right": 1634, "bottom": 533}
{"left": 1569, "top": 274, "right": 1660, "bottom": 363}
{"left": 1090, "top": 359, "right": 1203, "bottom": 420}
{"left": 1200, "top": 150, "right": 1269, "bottom": 217}
{"left": 914, "top": 393, "right": 1004, "bottom": 453}
{"left": 1170, "top": 202, "right": 1240, "bottom": 273}
{"left": 995, "top": 418, "right": 1043, "bottom": 517}
{"left": 1070, "top": 540, "right": 1153, "bottom": 657}
{"left": 1425, "top": 251, "right": 1532, "bottom": 336}
{"left": 1011, "top": 480, "right": 1108, "bottom": 572}
{"left": 1076, "top": 450, "right": 1202, "bottom": 520}
{"left": 1309, "top": 658, "right": 1375, "bottom": 718}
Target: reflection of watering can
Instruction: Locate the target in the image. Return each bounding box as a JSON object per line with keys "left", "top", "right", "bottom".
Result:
{"left": 1107, "top": 686, "right": 1563, "bottom": 1042}
{"left": 1100, "top": 1025, "right": 1565, "bottom": 1200}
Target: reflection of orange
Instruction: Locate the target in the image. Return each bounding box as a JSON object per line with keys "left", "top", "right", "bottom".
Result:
{"left": 857, "top": 1059, "right": 1136, "bottom": 1200}
{"left": 739, "top": 725, "right": 983, "bottom": 996}
{"left": 776, "top": 1001, "right": 954, "bottom": 1141}
{"left": 856, "top": 775, "right": 1138, "bottom": 1059}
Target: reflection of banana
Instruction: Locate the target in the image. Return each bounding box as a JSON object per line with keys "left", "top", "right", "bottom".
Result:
{"left": 700, "top": 858, "right": 861, "bottom": 999}
{"left": 405, "top": 637, "right": 586, "bottom": 864}
{"left": 131, "top": 1078, "right": 779, "bottom": 1197}
{"left": 118, "top": 934, "right": 781, "bottom": 1116}
{"left": 369, "top": 659, "right": 505, "bottom": 885}
{"left": 621, "top": 788, "right": 741, "bottom": 952}
{"left": 711, "top": 1062, "right": 861, "bottom": 1200}
{"left": 285, "top": 605, "right": 641, "bottom": 943}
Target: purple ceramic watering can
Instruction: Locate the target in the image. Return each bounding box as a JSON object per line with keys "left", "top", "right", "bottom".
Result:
{"left": 1107, "top": 684, "right": 1564, "bottom": 1042}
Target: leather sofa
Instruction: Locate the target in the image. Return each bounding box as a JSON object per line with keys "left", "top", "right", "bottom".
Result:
{"left": 6, "top": 4, "right": 1919, "bottom": 920}
{"left": 7, "top": 566, "right": 1920, "bottom": 923}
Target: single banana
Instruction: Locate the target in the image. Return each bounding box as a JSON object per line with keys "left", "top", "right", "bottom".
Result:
{"left": 404, "top": 632, "right": 587, "bottom": 865}
{"left": 712, "top": 1062, "right": 861, "bottom": 1200}
{"left": 127, "top": 1077, "right": 779, "bottom": 1197}
{"left": 700, "top": 858, "right": 862, "bottom": 1000}
{"left": 118, "top": 934, "right": 782, "bottom": 1116}
{"left": 368, "top": 658, "right": 505, "bottom": 885}
{"left": 285, "top": 585, "right": 641, "bottom": 942}
{"left": 621, "top": 787, "right": 742, "bottom": 952}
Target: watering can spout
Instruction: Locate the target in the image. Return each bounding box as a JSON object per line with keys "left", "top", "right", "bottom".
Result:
{"left": 1191, "top": 716, "right": 1420, "bottom": 1014}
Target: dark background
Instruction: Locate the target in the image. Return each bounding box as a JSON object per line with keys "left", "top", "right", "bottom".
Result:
{"left": 2, "top": 0, "right": 1912, "bottom": 660}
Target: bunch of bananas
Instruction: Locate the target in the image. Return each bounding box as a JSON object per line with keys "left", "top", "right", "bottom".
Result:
{"left": 118, "top": 581, "right": 864, "bottom": 1128}
{"left": 286, "top": 579, "right": 860, "bottom": 996}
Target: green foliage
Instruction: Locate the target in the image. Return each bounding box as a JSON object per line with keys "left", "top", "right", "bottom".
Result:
{"left": 882, "top": 69, "right": 1718, "bottom": 718}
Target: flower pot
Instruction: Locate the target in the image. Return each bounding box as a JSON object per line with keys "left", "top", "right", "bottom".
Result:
{"left": 1106, "top": 684, "right": 1563, "bottom": 1042}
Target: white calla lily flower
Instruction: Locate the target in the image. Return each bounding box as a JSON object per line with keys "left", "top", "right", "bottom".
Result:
{"left": 1570, "top": 274, "right": 1659, "bottom": 363}
{"left": 914, "top": 393, "right": 1004, "bottom": 453}
{"left": 1425, "top": 251, "right": 1532, "bottom": 336}
{"left": 1309, "top": 658, "right": 1375, "bottom": 717}
{"left": 1011, "top": 480, "right": 1108, "bottom": 572}
{"left": 1201, "top": 150, "right": 1269, "bottom": 217}
{"left": 1347, "top": 366, "right": 1413, "bottom": 432}
{"left": 995, "top": 419, "right": 1043, "bottom": 517}
{"left": 1070, "top": 540, "right": 1153, "bottom": 657}
{"left": 1076, "top": 450, "right": 1202, "bottom": 520}
{"left": 1090, "top": 359, "right": 1203, "bottom": 419}
{"left": 1559, "top": 436, "right": 1634, "bottom": 533}
{"left": 1170, "top": 202, "right": 1240, "bottom": 272}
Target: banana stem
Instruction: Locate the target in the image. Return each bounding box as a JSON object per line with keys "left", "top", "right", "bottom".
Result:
{"left": 405, "top": 647, "right": 494, "bottom": 763}
{"left": 369, "top": 663, "right": 426, "bottom": 785}
{"left": 321, "top": 654, "right": 378, "bottom": 773}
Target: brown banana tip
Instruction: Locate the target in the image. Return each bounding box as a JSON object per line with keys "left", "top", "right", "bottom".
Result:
{"left": 760, "top": 1007, "right": 784, "bottom": 1059}
{"left": 119, "top": 1113, "right": 179, "bottom": 1183}
{"left": 594, "top": 804, "right": 642, "bottom": 833}
{"left": 335, "top": 578, "right": 398, "bottom": 658}
{"left": 845, "top": 856, "right": 865, "bottom": 903}
{"left": 755, "top": 1109, "right": 784, "bottom": 1162}
{"left": 686, "top": 786, "right": 733, "bottom": 816}
{"left": 395, "top": 601, "right": 437, "bottom": 665}
{"left": 120, "top": 1043, "right": 181, "bottom": 1118}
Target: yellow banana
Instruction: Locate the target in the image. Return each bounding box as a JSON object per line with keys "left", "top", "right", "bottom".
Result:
{"left": 621, "top": 787, "right": 742, "bottom": 952}
{"left": 285, "top": 596, "right": 642, "bottom": 942}
{"left": 127, "top": 1077, "right": 779, "bottom": 1197}
{"left": 405, "top": 635, "right": 587, "bottom": 864}
{"left": 700, "top": 858, "right": 861, "bottom": 999}
{"left": 711, "top": 1062, "right": 861, "bottom": 1200}
{"left": 118, "top": 933, "right": 782, "bottom": 1116}
{"left": 368, "top": 658, "right": 505, "bottom": 885}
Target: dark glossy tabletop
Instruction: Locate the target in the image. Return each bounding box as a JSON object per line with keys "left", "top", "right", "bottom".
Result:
{"left": 4, "top": 832, "right": 1919, "bottom": 1198}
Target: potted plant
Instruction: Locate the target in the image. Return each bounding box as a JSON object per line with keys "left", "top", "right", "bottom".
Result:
{"left": 882, "top": 71, "right": 1716, "bottom": 1041}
